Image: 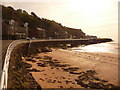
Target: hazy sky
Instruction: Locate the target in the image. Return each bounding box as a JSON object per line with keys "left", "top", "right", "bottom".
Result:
{"left": 1, "top": 0, "right": 119, "bottom": 42}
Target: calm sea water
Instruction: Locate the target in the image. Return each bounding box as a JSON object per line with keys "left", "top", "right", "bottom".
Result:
{"left": 72, "top": 42, "right": 119, "bottom": 54}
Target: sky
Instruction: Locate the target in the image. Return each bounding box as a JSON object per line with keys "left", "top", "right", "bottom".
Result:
{"left": 1, "top": 0, "right": 119, "bottom": 42}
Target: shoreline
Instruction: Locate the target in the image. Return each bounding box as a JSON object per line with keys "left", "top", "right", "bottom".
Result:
{"left": 24, "top": 48, "right": 119, "bottom": 89}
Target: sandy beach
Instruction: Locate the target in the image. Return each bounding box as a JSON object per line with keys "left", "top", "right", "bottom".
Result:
{"left": 23, "top": 48, "right": 119, "bottom": 89}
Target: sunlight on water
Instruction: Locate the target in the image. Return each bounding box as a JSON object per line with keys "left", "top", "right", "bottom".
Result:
{"left": 72, "top": 42, "right": 118, "bottom": 54}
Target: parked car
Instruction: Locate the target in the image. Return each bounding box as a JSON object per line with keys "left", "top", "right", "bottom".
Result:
{"left": 26, "top": 37, "right": 31, "bottom": 40}
{"left": 32, "top": 37, "right": 36, "bottom": 40}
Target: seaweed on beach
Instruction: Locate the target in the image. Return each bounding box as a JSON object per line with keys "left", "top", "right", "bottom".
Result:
{"left": 53, "top": 64, "right": 70, "bottom": 67}
{"left": 37, "top": 62, "right": 46, "bottom": 67}
{"left": 35, "top": 57, "right": 42, "bottom": 59}
{"left": 75, "top": 70, "right": 119, "bottom": 89}
{"left": 69, "top": 71, "right": 85, "bottom": 75}
{"left": 22, "top": 62, "right": 32, "bottom": 68}
{"left": 63, "top": 67, "right": 79, "bottom": 72}
{"left": 37, "top": 56, "right": 71, "bottom": 68}
{"left": 43, "top": 55, "right": 52, "bottom": 60}
{"left": 26, "top": 59, "right": 36, "bottom": 63}
{"left": 65, "top": 80, "right": 72, "bottom": 84}
{"left": 53, "top": 59, "right": 58, "bottom": 61}
{"left": 28, "top": 68, "right": 42, "bottom": 72}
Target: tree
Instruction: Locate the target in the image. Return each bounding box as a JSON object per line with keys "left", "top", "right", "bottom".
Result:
{"left": 23, "top": 10, "right": 28, "bottom": 14}
{"left": 7, "top": 6, "right": 14, "bottom": 10}
{"left": 31, "top": 12, "right": 38, "bottom": 18}
{"left": 17, "top": 9, "right": 22, "bottom": 13}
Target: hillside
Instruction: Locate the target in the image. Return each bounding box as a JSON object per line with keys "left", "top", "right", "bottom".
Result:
{"left": 2, "top": 5, "right": 87, "bottom": 39}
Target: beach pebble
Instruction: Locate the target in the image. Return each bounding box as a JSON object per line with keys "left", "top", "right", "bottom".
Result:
{"left": 59, "top": 86, "right": 63, "bottom": 88}
{"left": 39, "top": 78, "right": 44, "bottom": 81}
{"left": 61, "top": 77, "right": 65, "bottom": 79}
{"left": 58, "top": 81, "right": 62, "bottom": 83}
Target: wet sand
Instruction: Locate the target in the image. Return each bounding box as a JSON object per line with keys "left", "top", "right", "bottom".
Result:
{"left": 23, "top": 48, "right": 119, "bottom": 88}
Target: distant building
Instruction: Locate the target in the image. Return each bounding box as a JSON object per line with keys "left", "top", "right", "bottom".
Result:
{"left": 15, "top": 27, "right": 26, "bottom": 39}
{"left": 37, "top": 28, "right": 45, "bottom": 39}
{"left": 8, "top": 20, "right": 17, "bottom": 39}
{"left": 8, "top": 20, "right": 27, "bottom": 39}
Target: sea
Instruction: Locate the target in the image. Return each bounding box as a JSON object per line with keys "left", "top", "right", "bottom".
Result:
{"left": 72, "top": 42, "right": 119, "bottom": 54}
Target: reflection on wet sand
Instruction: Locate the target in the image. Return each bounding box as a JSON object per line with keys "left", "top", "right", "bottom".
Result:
{"left": 72, "top": 42, "right": 118, "bottom": 54}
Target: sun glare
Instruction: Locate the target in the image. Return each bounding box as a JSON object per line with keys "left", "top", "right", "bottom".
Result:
{"left": 68, "top": 0, "right": 110, "bottom": 25}
{"left": 68, "top": 0, "right": 109, "bottom": 12}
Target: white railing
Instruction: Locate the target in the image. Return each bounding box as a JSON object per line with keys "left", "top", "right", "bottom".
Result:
{"left": 0, "top": 40, "right": 21, "bottom": 90}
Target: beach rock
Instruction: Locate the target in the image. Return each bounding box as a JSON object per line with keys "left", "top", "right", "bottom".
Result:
{"left": 72, "top": 82, "right": 75, "bottom": 84}
{"left": 28, "top": 68, "right": 41, "bottom": 72}
{"left": 54, "top": 64, "right": 70, "bottom": 67}
{"left": 44, "top": 56, "right": 52, "bottom": 60}
{"left": 23, "top": 62, "right": 32, "bottom": 68}
{"left": 53, "top": 59, "right": 58, "bottom": 61}
{"left": 35, "top": 57, "right": 42, "bottom": 59}
{"left": 63, "top": 67, "right": 79, "bottom": 72}
{"left": 65, "top": 80, "right": 72, "bottom": 84}
{"left": 69, "top": 71, "right": 84, "bottom": 75}
{"left": 75, "top": 70, "right": 118, "bottom": 89}
{"left": 37, "top": 86, "right": 42, "bottom": 89}
{"left": 44, "top": 74, "right": 47, "bottom": 75}
{"left": 41, "top": 47, "right": 52, "bottom": 52}
{"left": 26, "top": 59, "right": 36, "bottom": 63}
{"left": 52, "top": 60, "right": 61, "bottom": 63}
{"left": 51, "top": 67, "right": 54, "bottom": 69}
{"left": 60, "top": 86, "right": 63, "bottom": 88}
{"left": 45, "top": 61, "right": 53, "bottom": 64}
{"left": 39, "top": 78, "right": 44, "bottom": 81}
{"left": 61, "top": 77, "right": 65, "bottom": 79}
{"left": 58, "top": 81, "right": 62, "bottom": 83}
{"left": 37, "top": 62, "right": 46, "bottom": 67}
{"left": 88, "top": 81, "right": 104, "bottom": 89}
{"left": 86, "top": 70, "right": 97, "bottom": 75}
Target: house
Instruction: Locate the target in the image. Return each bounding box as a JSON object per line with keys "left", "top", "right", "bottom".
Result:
{"left": 8, "top": 20, "right": 27, "bottom": 39}
{"left": 15, "top": 26, "right": 26, "bottom": 39}
{"left": 37, "top": 28, "right": 45, "bottom": 38}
